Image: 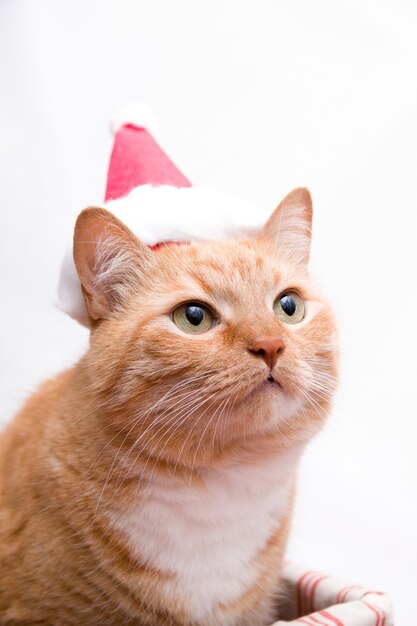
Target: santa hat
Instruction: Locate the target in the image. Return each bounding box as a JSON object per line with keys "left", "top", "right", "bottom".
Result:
{"left": 105, "top": 103, "right": 191, "bottom": 201}
{"left": 56, "top": 105, "right": 265, "bottom": 326}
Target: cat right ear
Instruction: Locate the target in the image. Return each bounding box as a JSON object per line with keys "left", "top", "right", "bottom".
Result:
{"left": 73, "top": 207, "right": 152, "bottom": 322}
{"left": 257, "top": 188, "right": 313, "bottom": 269}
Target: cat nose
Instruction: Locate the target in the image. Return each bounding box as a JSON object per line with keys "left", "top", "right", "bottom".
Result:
{"left": 248, "top": 337, "right": 285, "bottom": 370}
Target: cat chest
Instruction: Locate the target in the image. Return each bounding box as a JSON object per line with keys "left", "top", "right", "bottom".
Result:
{"left": 108, "top": 463, "right": 296, "bottom": 621}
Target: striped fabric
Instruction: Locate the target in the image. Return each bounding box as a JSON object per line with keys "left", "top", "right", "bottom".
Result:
{"left": 272, "top": 563, "right": 394, "bottom": 626}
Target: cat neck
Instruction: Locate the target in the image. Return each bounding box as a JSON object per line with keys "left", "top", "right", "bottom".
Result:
{"left": 104, "top": 441, "right": 301, "bottom": 624}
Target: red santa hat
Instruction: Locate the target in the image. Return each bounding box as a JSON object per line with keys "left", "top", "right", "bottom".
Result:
{"left": 56, "top": 105, "right": 263, "bottom": 326}
{"left": 105, "top": 104, "right": 191, "bottom": 201}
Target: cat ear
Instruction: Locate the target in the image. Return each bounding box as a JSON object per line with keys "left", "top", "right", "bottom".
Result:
{"left": 73, "top": 207, "right": 152, "bottom": 321}
{"left": 258, "top": 187, "right": 313, "bottom": 268}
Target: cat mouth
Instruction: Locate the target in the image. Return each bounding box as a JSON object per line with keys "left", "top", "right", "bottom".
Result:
{"left": 265, "top": 374, "right": 282, "bottom": 389}
{"left": 245, "top": 375, "right": 283, "bottom": 401}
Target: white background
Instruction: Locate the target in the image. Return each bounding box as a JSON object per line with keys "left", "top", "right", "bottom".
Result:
{"left": 1, "top": 1, "right": 416, "bottom": 623}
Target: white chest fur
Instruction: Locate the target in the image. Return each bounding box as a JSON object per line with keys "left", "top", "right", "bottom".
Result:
{"left": 109, "top": 447, "right": 302, "bottom": 622}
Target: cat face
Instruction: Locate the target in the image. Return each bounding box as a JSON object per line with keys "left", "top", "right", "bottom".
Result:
{"left": 74, "top": 189, "right": 338, "bottom": 471}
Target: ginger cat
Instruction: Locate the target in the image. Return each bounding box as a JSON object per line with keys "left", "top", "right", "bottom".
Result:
{"left": 0, "top": 188, "right": 337, "bottom": 625}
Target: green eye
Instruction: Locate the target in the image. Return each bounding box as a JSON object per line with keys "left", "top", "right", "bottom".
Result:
{"left": 172, "top": 302, "right": 215, "bottom": 334}
{"left": 274, "top": 291, "right": 305, "bottom": 324}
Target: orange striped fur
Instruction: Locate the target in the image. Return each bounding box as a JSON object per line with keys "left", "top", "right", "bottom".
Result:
{"left": 0, "top": 188, "right": 338, "bottom": 625}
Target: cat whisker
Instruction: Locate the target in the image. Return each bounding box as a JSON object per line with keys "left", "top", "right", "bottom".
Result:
{"left": 169, "top": 392, "right": 227, "bottom": 478}
{"left": 112, "top": 385, "right": 220, "bottom": 494}
{"left": 92, "top": 373, "right": 216, "bottom": 518}
{"left": 210, "top": 396, "right": 232, "bottom": 456}
{"left": 136, "top": 390, "right": 221, "bottom": 489}
{"left": 187, "top": 396, "right": 230, "bottom": 481}
{"left": 103, "top": 371, "right": 215, "bottom": 448}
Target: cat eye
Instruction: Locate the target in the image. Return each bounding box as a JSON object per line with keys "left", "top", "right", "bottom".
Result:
{"left": 273, "top": 291, "right": 305, "bottom": 324}
{"left": 172, "top": 302, "right": 215, "bottom": 334}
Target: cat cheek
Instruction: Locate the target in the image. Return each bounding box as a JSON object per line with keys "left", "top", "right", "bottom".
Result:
{"left": 218, "top": 325, "right": 238, "bottom": 348}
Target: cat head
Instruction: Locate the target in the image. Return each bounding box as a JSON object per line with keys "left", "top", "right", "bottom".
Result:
{"left": 73, "top": 188, "right": 338, "bottom": 471}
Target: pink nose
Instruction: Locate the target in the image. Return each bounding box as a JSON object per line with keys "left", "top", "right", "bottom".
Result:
{"left": 248, "top": 337, "right": 285, "bottom": 370}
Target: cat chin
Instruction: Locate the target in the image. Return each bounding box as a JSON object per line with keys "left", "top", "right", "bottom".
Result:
{"left": 267, "top": 395, "right": 305, "bottom": 426}
{"left": 244, "top": 377, "right": 283, "bottom": 400}
{"left": 234, "top": 386, "right": 304, "bottom": 431}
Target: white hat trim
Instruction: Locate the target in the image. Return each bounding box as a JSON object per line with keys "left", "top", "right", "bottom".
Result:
{"left": 56, "top": 185, "right": 267, "bottom": 327}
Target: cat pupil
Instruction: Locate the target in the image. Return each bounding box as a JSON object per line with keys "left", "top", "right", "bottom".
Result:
{"left": 186, "top": 305, "right": 204, "bottom": 326}
{"left": 280, "top": 295, "right": 296, "bottom": 316}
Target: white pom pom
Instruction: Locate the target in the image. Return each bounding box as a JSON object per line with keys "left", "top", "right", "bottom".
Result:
{"left": 110, "top": 102, "right": 160, "bottom": 135}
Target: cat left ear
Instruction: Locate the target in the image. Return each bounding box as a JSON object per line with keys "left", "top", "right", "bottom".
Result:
{"left": 258, "top": 187, "right": 313, "bottom": 268}
{"left": 73, "top": 207, "right": 153, "bottom": 322}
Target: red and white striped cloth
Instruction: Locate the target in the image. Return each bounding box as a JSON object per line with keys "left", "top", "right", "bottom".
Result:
{"left": 273, "top": 563, "right": 394, "bottom": 626}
